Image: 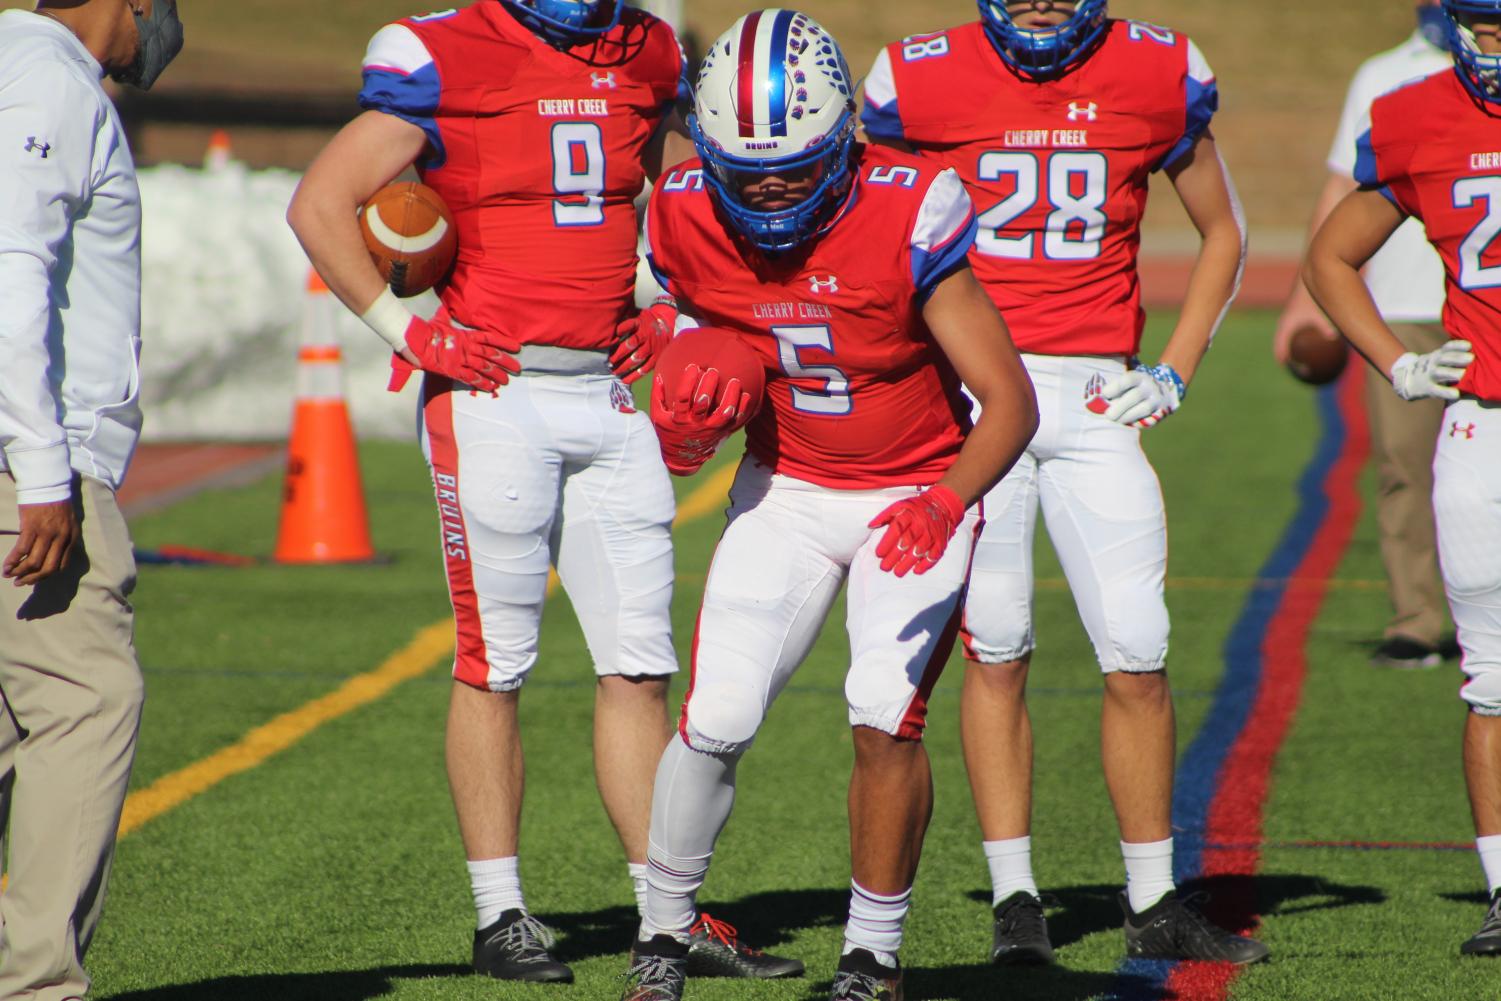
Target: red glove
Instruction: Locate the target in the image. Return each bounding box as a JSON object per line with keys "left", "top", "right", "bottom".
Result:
{"left": 867, "top": 484, "right": 967, "bottom": 577}
{"left": 650, "top": 364, "right": 752, "bottom": 476}
{"left": 610, "top": 298, "right": 677, "bottom": 385}
{"left": 389, "top": 315, "right": 522, "bottom": 392}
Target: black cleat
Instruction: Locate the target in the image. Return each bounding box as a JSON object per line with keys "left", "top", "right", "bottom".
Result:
{"left": 830, "top": 948, "right": 903, "bottom": 1001}
{"left": 1371, "top": 636, "right": 1443, "bottom": 670}
{"left": 990, "top": 891, "right": 1055, "bottom": 966}
{"left": 1121, "top": 891, "right": 1269, "bottom": 965}
{"left": 1462, "top": 890, "right": 1501, "bottom": 956}
{"left": 685, "top": 912, "right": 805, "bottom": 978}
{"left": 473, "top": 909, "right": 574, "bottom": 982}
{"left": 622, "top": 934, "right": 690, "bottom": 1001}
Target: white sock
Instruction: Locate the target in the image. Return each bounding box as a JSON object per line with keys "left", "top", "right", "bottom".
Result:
{"left": 641, "top": 738, "right": 740, "bottom": 940}
{"left": 628, "top": 861, "right": 650, "bottom": 917}
{"left": 1478, "top": 835, "right": 1501, "bottom": 895}
{"left": 1121, "top": 838, "right": 1175, "bottom": 913}
{"left": 842, "top": 881, "right": 910, "bottom": 968}
{"left": 468, "top": 856, "right": 525, "bottom": 930}
{"left": 983, "top": 836, "right": 1039, "bottom": 906}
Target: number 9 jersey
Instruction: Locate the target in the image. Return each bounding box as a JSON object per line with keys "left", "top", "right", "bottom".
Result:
{"left": 358, "top": 3, "right": 685, "bottom": 350}
{"left": 645, "top": 145, "right": 978, "bottom": 489}
{"left": 861, "top": 19, "right": 1217, "bottom": 357}
{"left": 1356, "top": 67, "right": 1501, "bottom": 402}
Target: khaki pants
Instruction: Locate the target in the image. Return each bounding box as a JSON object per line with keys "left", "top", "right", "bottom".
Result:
{"left": 1366, "top": 322, "right": 1452, "bottom": 646}
{"left": 0, "top": 475, "right": 142, "bottom": 1001}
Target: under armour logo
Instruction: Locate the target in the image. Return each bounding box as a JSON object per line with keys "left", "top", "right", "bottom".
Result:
{"left": 1067, "top": 101, "right": 1098, "bottom": 122}
{"left": 23, "top": 136, "right": 50, "bottom": 158}
{"left": 808, "top": 275, "right": 839, "bottom": 294}
{"left": 1451, "top": 421, "right": 1477, "bottom": 439}
{"left": 591, "top": 71, "right": 617, "bottom": 89}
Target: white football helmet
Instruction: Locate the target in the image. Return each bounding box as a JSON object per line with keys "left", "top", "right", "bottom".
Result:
{"left": 690, "top": 9, "right": 857, "bottom": 252}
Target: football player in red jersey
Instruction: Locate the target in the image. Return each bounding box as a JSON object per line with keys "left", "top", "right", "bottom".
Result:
{"left": 620, "top": 11, "right": 1039, "bottom": 1001}
{"left": 862, "top": 0, "right": 1266, "bottom": 966}
{"left": 1306, "top": 0, "right": 1501, "bottom": 957}
{"left": 287, "top": 0, "right": 796, "bottom": 982}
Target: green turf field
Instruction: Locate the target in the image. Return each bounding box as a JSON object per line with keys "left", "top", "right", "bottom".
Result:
{"left": 90, "top": 309, "right": 1496, "bottom": 1000}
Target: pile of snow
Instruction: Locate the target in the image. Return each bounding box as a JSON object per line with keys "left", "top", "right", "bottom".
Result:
{"left": 136, "top": 160, "right": 664, "bottom": 441}
{"left": 137, "top": 161, "right": 433, "bottom": 440}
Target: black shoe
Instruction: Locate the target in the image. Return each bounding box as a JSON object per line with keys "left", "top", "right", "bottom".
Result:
{"left": 1440, "top": 635, "right": 1464, "bottom": 661}
{"left": 622, "top": 934, "right": 690, "bottom": 1001}
{"left": 473, "top": 909, "right": 574, "bottom": 982}
{"left": 1462, "top": 891, "right": 1501, "bottom": 956}
{"left": 1371, "top": 636, "right": 1443, "bottom": 670}
{"left": 685, "top": 912, "right": 805, "bottom": 978}
{"left": 1120, "top": 891, "right": 1269, "bottom": 965}
{"left": 990, "top": 891, "right": 1055, "bottom": 966}
{"left": 830, "top": 949, "right": 903, "bottom": 1001}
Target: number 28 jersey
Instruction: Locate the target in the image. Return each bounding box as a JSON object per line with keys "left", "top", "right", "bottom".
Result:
{"left": 645, "top": 145, "right": 978, "bottom": 489}
{"left": 861, "top": 20, "right": 1217, "bottom": 356}
{"left": 359, "top": 3, "right": 684, "bottom": 349}
{"left": 1357, "top": 69, "right": 1501, "bottom": 402}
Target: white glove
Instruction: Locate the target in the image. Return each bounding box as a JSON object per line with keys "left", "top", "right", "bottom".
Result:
{"left": 1390, "top": 340, "right": 1474, "bottom": 401}
{"left": 1101, "top": 363, "right": 1185, "bottom": 429}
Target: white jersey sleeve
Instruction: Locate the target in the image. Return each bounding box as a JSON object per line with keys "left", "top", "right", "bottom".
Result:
{"left": 909, "top": 168, "right": 976, "bottom": 299}
{"left": 0, "top": 62, "right": 104, "bottom": 503}
{"left": 859, "top": 47, "right": 905, "bottom": 142}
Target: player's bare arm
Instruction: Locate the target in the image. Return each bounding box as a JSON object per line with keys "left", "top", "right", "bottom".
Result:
{"left": 1273, "top": 171, "right": 1357, "bottom": 361}
{"left": 643, "top": 108, "right": 694, "bottom": 182}
{"left": 1159, "top": 133, "right": 1247, "bottom": 385}
{"left": 287, "top": 111, "right": 427, "bottom": 355}
{"left": 922, "top": 264, "right": 1039, "bottom": 507}
{"left": 1303, "top": 186, "right": 1413, "bottom": 375}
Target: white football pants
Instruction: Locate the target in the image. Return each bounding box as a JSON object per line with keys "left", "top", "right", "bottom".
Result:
{"left": 1436, "top": 400, "right": 1501, "bottom": 714}
{"left": 679, "top": 458, "right": 980, "bottom": 755}
{"left": 963, "top": 354, "right": 1170, "bottom": 673}
{"left": 419, "top": 369, "right": 678, "bottom": 691}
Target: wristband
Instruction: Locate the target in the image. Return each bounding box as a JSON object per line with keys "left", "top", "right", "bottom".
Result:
{"left": 361, "top": 287, "right": 415, "bottom": 353}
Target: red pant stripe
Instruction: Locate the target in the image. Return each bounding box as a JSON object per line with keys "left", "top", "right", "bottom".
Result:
{"left": 423, "top": 376, "right": 489, "bottom": 688}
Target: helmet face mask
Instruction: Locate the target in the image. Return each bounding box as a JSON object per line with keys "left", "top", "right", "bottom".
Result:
{"left": 502, "top": 0, "right": 623, "bottom": 46}
{"left": 690, "top": 9, "right": 858, "bottom": 254}
{"left": 978, "top": 0, "right": 1109, "bottom": 78}
{"left": 1447, "top": 0, "right": 1501, "bottom": 102}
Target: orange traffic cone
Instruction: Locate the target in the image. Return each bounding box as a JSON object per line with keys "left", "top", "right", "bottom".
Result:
{"left": 204, "top": 128, "right": 232, "bottom": 171}
{"left": 273, "top": 269, "right": 376, "bottom": 563}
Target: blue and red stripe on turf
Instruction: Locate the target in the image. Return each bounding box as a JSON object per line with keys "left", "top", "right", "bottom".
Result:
{"left": 1111, "top": 369, "right": 1370, "bottom": 1001}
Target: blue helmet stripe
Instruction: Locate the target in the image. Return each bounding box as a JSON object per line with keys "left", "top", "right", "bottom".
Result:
{"left": 768, "top": 9, "right": 793, "bottom": 137}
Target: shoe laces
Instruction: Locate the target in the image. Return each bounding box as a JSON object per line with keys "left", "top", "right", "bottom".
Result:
{"left": 623, "top": 953, "right": 685, "bottom": 998}
{"left": 1159, "top": 891, "right": 1234, "bottom": 946}
{"left": 1481, "top": 893, "right": 1501, "bottom": 934}
{"left": 692, "top": 912, "right": 761, "bottom": 954}
{"left": 497, "top": 913, "right": 558, "bottom": 961}
{"left": 830, "top": 969, "right": 887, "bottom": 1001}
{"left": 996, "top": 893, "right": 1052, "bottom": 938}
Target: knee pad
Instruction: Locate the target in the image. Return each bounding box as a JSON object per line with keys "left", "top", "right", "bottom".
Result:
{"left": 681, "top": 677, "right": 766, "bottom": 756}
{"left": 1463, "top": 665, "right": 1501, "bottom": 716}
{"left": 458, "top": 436, "right": 557, "bottom": 565}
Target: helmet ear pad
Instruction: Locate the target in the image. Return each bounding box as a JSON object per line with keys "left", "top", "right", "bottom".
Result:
{"left": 689, "top": 9, "right": 860, "bottom": 253}
{"left": 978, "top": 0, "right": 1109, "bottom": 77}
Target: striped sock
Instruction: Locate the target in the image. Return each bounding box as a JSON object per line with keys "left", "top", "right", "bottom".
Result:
{"left": 842, "top": 881, "right": 911, "bottom": 968}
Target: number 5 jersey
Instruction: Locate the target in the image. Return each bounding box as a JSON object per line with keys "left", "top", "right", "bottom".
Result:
{"left": 358, "top": 2, "right": 684, "bottom": 349}
{"left": 644, "top": 145, "right": 978, "bottom": 489}
{"left": 861, "top": 19, "right": 1217, "bottom": 357}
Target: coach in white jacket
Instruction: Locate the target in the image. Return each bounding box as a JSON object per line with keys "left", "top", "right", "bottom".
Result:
{"left": 0, "top": 2, "right": 181, "bottom": 998}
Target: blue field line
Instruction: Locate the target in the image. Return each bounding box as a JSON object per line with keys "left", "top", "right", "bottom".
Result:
{"left": 1110, "top": 385, "right": 1348, "bottom": 999}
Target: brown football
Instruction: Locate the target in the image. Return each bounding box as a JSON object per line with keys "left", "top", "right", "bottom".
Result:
{"left": 1286, "top": 324, "right": 1349, "bottom": 386}
{"left": 358, "top": 181, "right": 457, "bottom": 297}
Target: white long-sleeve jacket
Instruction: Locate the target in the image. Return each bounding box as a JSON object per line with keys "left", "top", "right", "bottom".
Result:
{"left": 0, "top": 10, "right": 142, "bottom": 504}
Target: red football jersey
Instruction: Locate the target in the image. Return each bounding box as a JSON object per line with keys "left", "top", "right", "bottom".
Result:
{"left": 861, "top": 20, "right": 1218, "bottom": 356}
{"left": 359, "top": 2, "right": 683, "bottom": 350}
{"left": 645, "top": 145, "right": 978, "bottom": 489}
{"left": 1357, "top": 69, "right": 1501, "bottom": 402}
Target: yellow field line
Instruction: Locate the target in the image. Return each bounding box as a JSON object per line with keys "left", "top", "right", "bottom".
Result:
{"left": 119, "top": 462, "right": 737, "bottom": 839}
